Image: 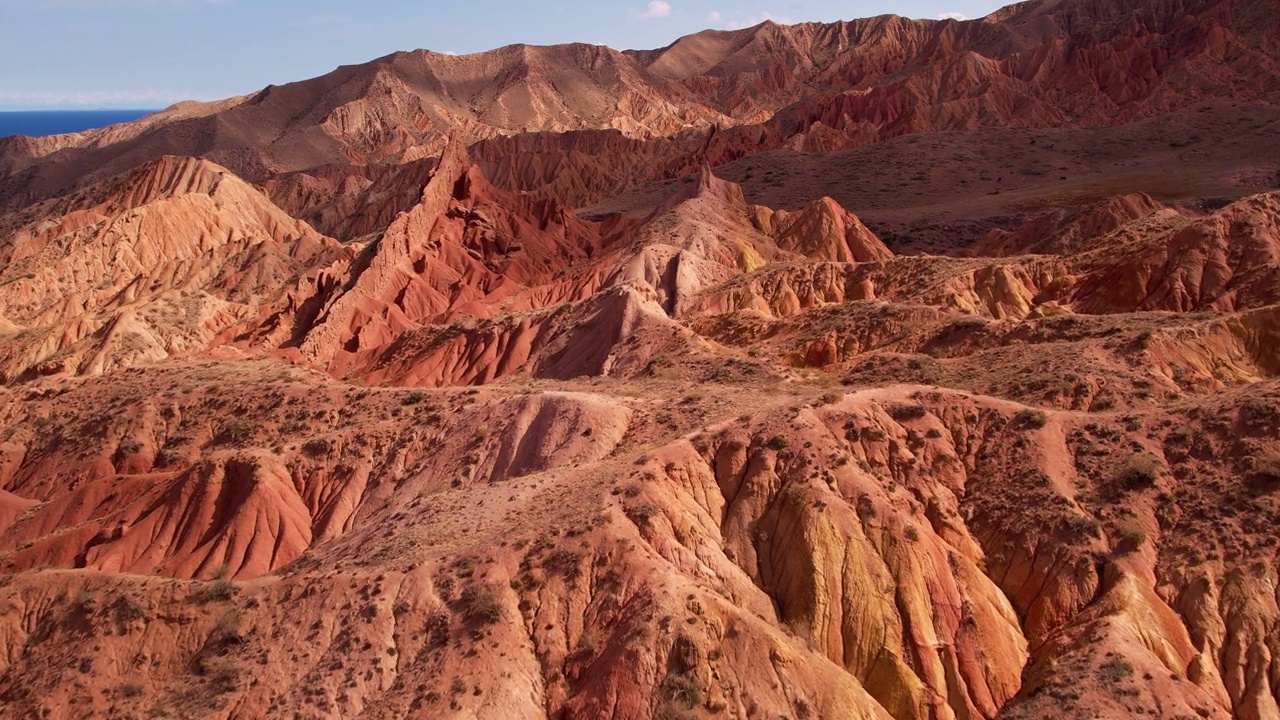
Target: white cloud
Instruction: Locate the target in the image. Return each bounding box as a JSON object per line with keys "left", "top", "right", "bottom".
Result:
{"left": 289, "top": 14, "right": 347, "bottom": 28}
{"left": 707, "top": 10, "right": 720, "bottom": 21}
{"left": 937, "top": 11, "right": 967, "bottom": 20}
{"left": 17, "top": 0, "right": 234, "bottom": 5}
{"left": 636, "top": 0, "right": 670, "bottom": 19}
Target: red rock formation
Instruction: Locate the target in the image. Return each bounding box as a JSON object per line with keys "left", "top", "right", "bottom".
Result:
{"left": 2, "top": 0, "right": 1276, "bottom": 221}
{"left": 970, "top": 192, "right": 1185, "bottom": 256}
{"left": 258, "top": 137, "right": 626, "bottom": 378}
{"left": 257, "top": 151, "right": 891, "bottom": 386}
{"left": 1067, "top": 191, "right": 1280, "bottom": 312}
{"left": 763, "top": 196, "right": 894, "bottom": 263}
{"left": 0, "top": 156, "right": 344, "bottom": 380}
{"left": 0, "top": 0, "right": 1278, "bottom": 718}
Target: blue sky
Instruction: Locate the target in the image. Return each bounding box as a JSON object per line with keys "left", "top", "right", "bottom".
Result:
{"left": 0, "top": 0, "right": 1008, "bottom": 110}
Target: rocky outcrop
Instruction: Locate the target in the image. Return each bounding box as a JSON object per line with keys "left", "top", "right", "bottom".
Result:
{"left": 1068, "top": 191, "right": 1280, "bottom": 313}
{"left": 0, "top": 367, "right": 1275, "bottom": 718}
{"left": 970, "top": 193, "right": 1187, "bottom": 257}
{"left": 0, "top": 1, "right": 1278, "bottom": 718}
{"left": 0, "top": 156, "right": 344, "bottom": 380}
{"left": 260, "top": 137, "right": 620, "bottom": 376}
{"left": 254, "top": 152, "right": 894, "bottom": 385}
{"left": 762, "top": 196, "right": 893, "bottom": 263}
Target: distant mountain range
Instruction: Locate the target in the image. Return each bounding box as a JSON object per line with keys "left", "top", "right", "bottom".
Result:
{"left": 2, "top": 0, "right": 1276, "bottom": 217}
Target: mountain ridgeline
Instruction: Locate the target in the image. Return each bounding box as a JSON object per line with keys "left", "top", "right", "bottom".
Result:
{"left": 0, "top": 0, "right": 1279, "bottom": 718}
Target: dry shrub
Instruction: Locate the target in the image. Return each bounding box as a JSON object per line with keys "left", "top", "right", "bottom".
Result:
{"left": 1252, "top": 445, "right": 1280, "bottom": 483}
{"left": 459, "top": 582, "right": 502, "bottom": 625}
{"left": 1111, "top": 517, "right": 1147, "bottom": 553}
{"left": 1014, "top": 408, "right": 1048, "bottom": 429}
{"left": 888, "top": 404, "right": 927, "bottom": 421}
{"left": 1116, "top": 453, "right": 1162, "bottom": 489}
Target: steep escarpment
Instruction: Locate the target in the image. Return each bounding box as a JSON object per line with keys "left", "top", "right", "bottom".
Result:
{"left": 255, "top": 148, "right": 890, "bottom": 386}
{"left": 258, "top": 137, "right": 627, "bottom": 377}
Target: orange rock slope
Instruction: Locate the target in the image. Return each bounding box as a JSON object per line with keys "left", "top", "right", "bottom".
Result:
{"left": 2, "top": 0, "right": 1278, "bottom": 218}
{"left": 0, "top": 131, "right": 1277, "bottom": 719}
{"left": 0, "top": 0, "right": 1278, "bottom": 717}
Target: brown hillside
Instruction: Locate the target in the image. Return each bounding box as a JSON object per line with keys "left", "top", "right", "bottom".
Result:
{"left": 1, "top": 0, "right": 1279, "bottom": 717}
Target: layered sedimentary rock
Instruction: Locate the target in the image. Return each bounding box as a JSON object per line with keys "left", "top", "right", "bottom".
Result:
{"left": 3, "top": 0, "right": 1277, "bottom": 218}
{"left": 0, "top": 0, "right": 1278, "bottom": 717}
{"left": 0, "top": 156, "right": 344, "bottom": 380}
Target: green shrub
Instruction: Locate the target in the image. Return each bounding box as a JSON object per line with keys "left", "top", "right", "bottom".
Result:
{"left": 301, "top": 437, "right": 331, "bottom": 456}
{"left": 198, "top": 572, "right": 238, "bottom": 602}
{"left": 114, "top": 595, "right": 149, "bottom": 621}
{"left": 1090, "top": 392, "right": 1116, "bottom": 411}
{"left": 660, "top": 672, "right": 702, "bottom": 709}
{"left": 1111, "top": 517, "right": 1147, "bottom": 553}
{"left": 1240, "top": 398, "right": 1277, "bottom": 424}
{"left": 1062, "top": 513, "right": 1102, "bottom": 540}
{"left": 627, "top": 502, "right": 660, "bottom": 522}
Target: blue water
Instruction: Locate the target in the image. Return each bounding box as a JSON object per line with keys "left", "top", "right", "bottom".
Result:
{"left": 0, "top": 110, "right": 158, "bottom": 138}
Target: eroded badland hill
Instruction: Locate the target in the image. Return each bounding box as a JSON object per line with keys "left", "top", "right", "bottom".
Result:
{"left": 1, "top": 0, "right": 1279, "bottom": 717}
